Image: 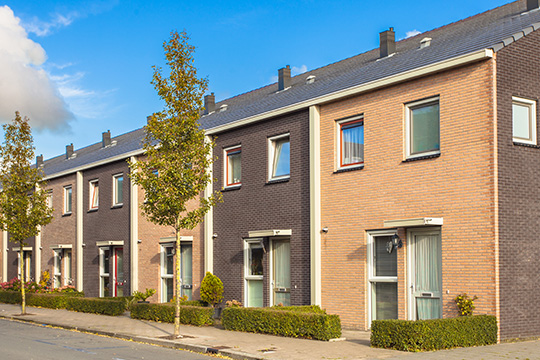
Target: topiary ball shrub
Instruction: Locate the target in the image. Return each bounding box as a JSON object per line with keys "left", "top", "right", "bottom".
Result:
{"left": 200, "top": 272, "right": 223, "bottom": 307}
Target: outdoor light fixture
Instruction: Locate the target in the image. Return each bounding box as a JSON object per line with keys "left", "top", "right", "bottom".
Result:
{"left": 212, "top": 233, "right": 218, "bottom": 239}
{"left": 137, "top": 239, "right": 142, "bottom": 244}
{"left": 386, "top": 234, "right": 403, "bottom": 254}
{"left": 322, "top": 227, "right": 329, "bottom": 233}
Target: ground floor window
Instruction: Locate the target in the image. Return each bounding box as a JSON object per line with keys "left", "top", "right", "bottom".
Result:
{"left": 160, "top": 243, "right": 193, "bottom": 302}
{"left": 17, "top": 250, "right": 33, "bottom": 282}
{"left": 244, "top": 240, "right": 264, "bottom": 307}
{"left": 99, "top": 248, "right": 110, "bottom": 297}
{"left": 53, "top": 249, "right": 73, "bottom": 288}
{"left": 272, "top": 239, "right": 291, "bottom": 306}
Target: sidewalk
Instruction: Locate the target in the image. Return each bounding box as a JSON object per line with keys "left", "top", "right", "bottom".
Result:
{"left": 0, "top": 303, "right": 539, "bottom": 360}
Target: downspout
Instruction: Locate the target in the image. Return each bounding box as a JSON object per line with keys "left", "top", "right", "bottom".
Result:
{"left": 76, "top": 171, "right": 84, "bottom": 291}
{"left": 309, "top": 105, "right": 322, "bottom": 306}
{"left": 203, "top": 135, "right": 214, "bottom": 274}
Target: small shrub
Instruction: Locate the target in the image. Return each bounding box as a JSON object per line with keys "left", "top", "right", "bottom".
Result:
{"left": 133, "top": 288, "right": 156, "bottom": 302}
{"left": 222, "top": 306, "right": 341, "bottom": 341}
{"left": 454, "top": 293, "right": 478, "bottom": 316}
{"left": 371, "top": 315, "right": 497, "bottom": 351}
{"left": 226, "top": 299, "right": 242, "bottom": 307}
{"left": 200, "top": 272, "right": 223, "bottom": 307}
{"left": 130, "top": 303, "right": 213, "bottom": 326}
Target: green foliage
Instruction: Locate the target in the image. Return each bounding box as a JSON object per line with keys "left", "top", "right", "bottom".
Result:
{"left": 0, "top": 290, "right": 22, "bottom": 304}
{"left": 65, "top": 297, "right": 127, "bottom": 316}
{"left": 180, "top": 300, "right": 208, "bottom": 307}
{"left": 133, "top": 288, "right": 156, "bottom": 301}
{"left": 221, "top": 306, "right": 342, "bottom": 341}
{"left": 200, "top": 272, "right": 224, "bottom": 307}
{"left": 269, "top": 305, "right": 327, "bottom": 313}
{"left": 454, "top": 293, "right": 478, "bottom": 316}
{"left": 370, "top": 315, "right": 498, "bottom": 351}
{"left": 0, "top": 113, "right": 53, "bottom": 314}
{"left": 130, "top": 303, "right": 213, "bottom": 326}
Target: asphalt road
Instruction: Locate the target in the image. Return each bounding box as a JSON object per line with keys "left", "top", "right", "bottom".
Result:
{"left": 0, "top": 318, "right": 213, "bottom": 360}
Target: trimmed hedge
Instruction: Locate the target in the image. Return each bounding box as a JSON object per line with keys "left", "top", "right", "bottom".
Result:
{"left": 0, "top": 290, "right": 128, "bottom": 316}
{"left": 130, "top": 303, "right": 213, "bottom": 326}
{"left": 371, "top": 315, "right": 498, "bottom": 352}
{"left": 221, "top": 306, "right": 342, "bottom": 341}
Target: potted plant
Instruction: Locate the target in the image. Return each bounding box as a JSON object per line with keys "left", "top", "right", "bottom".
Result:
{"left": 133, "top": 288, "right": 156, "bottom": 303}
{"left": 200, "top": 272, "right": 224, "bottom": 318}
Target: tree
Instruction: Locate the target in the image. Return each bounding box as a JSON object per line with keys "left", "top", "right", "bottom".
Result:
{"left": 0, "top": 112, "right": 53, "bottom": 315}
{"left": 129, "top": 31, "right": 221, "bottom": 338}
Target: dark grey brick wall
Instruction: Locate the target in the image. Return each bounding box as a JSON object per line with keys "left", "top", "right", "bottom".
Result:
{"left": 212, "top": 110, "right": 311, "bottom": 307}
{"left": 83, "top": 159, "right": 131, "bottom": 297}
{"left": 497, "top": 29, "right": 540, "bottom": 340}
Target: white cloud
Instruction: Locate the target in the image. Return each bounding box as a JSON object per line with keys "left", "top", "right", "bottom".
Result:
{"left": 0, "top": 6, "right": 74, "bottom": 130}
{"left": 405, "top": 30, "right": 421, "bottom": 38}
{"left": 25, "top": 12, "right": 78, "bottom": 37}
{"left": 292, "top": 65, "right": 308, "bottom": 76}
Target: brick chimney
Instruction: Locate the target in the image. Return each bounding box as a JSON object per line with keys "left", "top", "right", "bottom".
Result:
{"left": 278, "top": 65, "right": 291, "bottom": 91}
{"left": 527, "top": 0, "right": 539, "bottom": 11}
{"left": 204, "top": 93, "right": 216, "bottom": 115}
{"left": 380, "top": 27, "right": 396, "bottom": 58}
{"left": 102, "top": 130, "right": 111, "bottom": 147}
{"left": 66, "top": 144, "right": 74, "bottom": 159}
{"left": 36, "top": 154, "right": 43, "bottom": 167}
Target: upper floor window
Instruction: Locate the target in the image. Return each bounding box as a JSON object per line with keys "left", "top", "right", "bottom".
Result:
{"left": 337, "top": 116, "right": 364, "bottom": 168}
{"left": 268, "top": 133, "right": 290, "bottom": 181}
{"left": 63, "top": 186, "right": 72, "bottom": 214}
{"left": 406, "top": 97, "right": 440, "bottom": 159}
{"left": 89, "top": 180, "right": 99, "bottom": 209}
{"left": 46, "top": 191, "right": 53, "bottom": 210}
{"left": 512, "top": 96, "right": 537, "bottom": 145}
{"left": 225, "top": 146, "right": 241, "bottom": 187}
{"left": 113, "top": 174, "right": 123, "bottom": 206}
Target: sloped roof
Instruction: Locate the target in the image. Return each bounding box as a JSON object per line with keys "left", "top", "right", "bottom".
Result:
{"left": 40, "top": 0, "right": 540, "bottom": 178}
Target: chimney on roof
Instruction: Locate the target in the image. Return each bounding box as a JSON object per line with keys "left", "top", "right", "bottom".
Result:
{"left": 527, "top": 0, "right": 539, "bottom": 11}
{"left": 278, "top": 65, "right": 291, "bottom": 91}
{"left": 204, "top": 93, "right": 215, "bottom": 115}
{"left": 66, "top": 144, "right": 74, "bottom": 159}
{"left": 379, "top": 27, "right": 396, "bottom": 58}
{"left": 102, "top": 130, "right": 111, "bottom": 147}
{"left": 36, "top": 154, "right": 43, "bottom": 167}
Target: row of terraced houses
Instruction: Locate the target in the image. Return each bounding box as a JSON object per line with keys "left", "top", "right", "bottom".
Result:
{"left": 2, "top": 0, "right": 540, "bottom": 341}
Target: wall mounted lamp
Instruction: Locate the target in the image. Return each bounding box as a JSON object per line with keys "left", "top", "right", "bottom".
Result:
{"left": 212, "top": 233, "right": 218, "bottom": 239}
{"left": 386, "top": 234, "right": 403, "bottom": 254}
{"left": 321, "top": 227, "right": 329, "bottom": 233}
{"left": 137, "top": 239, "right": 142, "bottom": 244}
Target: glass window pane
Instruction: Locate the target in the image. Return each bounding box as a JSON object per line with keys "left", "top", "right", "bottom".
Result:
{"left": 414, "top": 235, "right": 441, "bottom": 293}
{"left": 181, "top": 244, "right": 192, "bottom": 287}
{"left": 247, "top": 280, "right": 263, "bottom": 307}
{"left": 65, "top": 187, "right": 72, "bottom": 212}
{"left": 165, "top": 278, "right": 174, "bottom": 302}
{"left": 103, "top": 249, "right": 110, "bottom": 275}
{"left": 373, "top": 282, "right": 398, "bottom": 320}
{"left": 272, "top": 138, "right": 290, "bottom": 178}
{"left": 115, "top": 176, "right": 123, "bottom": 204}
{"left": 64, "top": 249, "right": 72, "bottom": 284}
{"left": 116, "top": 248, "right": 123, "bottom": 279}
{"left": 411, "top": 103, "right": 439, "bottom": 154}
{"left": 102, "top": 277, "right": 110, "bottom": 297}
{"left": 416, "top": 298, "right": 441, "bottom": 320}
{"left": 227, "top": 149, "right": 241, "bottom": 185}
{"left": 165, "top": 247, "right": 174, "bottom": 275}
{"left": 513, "top": 102, "right": 531, "bottom": 140}
{"left": 341, "top": 121, "right": 364, "bottom": 165}
{"left": 249, "top": 243, "right": 264, "bottom": 276}
{"left": 374, "top": 236, "right": 397, "bottom": 277}
{"left": 91, "top": 182, "right": 99, "bottom": 208}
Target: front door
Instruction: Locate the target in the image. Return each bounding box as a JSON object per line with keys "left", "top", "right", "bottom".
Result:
{"left": 113, "top": 247, "right": 124, "bottom": 297}
{"left": 408, "top": 229, "right": 442, "bottom": 320}
{"left": 271, "top": 239, "right": 291, "bottom": 306}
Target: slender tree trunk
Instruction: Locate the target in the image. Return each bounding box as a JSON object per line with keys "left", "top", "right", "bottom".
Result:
{"left": 20, "top": 243, "right": 26, "bottom": 315}
{"left": 173, "top": 222, "right": 183, "bottom": 338}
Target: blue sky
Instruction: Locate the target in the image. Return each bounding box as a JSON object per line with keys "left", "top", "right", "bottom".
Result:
{"left": 0, "top": 0, "right": 512, "bottom": 159}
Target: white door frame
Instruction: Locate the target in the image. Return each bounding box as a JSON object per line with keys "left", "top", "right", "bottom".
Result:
{"left": 406, "top": 227, "right": 442, "bottom": 320}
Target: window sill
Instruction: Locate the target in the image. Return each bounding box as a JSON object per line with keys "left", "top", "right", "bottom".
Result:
{"left": 513, "top": 141, "right": 540, "bottom": 148}
{"left": 222, "top": 185, "right": 241, "bottom": 192}
{"left": 403, "top": 153, "right": 440, "bottom": 162}
{"left": 62, "top": 212, "right": 72, "bottom": 217}
{"left": 266, "top": 177, "right": 290, "bottom": 185}
{"left": 334, "top": 165, "right": 364, "bottom": 174}
{"left": 87, "top": 208, "right": 98, "bottom": 213}
{"left": 111, "top": 203, "right": 123, "bottom": 209}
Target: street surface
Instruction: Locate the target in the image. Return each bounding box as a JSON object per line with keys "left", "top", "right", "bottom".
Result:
{"left": 0, "top": 318, "right": 212, "bottom": 360}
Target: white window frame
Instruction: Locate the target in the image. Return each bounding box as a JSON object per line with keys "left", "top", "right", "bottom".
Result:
{"left": 112, "top": 173, "right": 123, "bottom": 206}
{"left": 53, "top": 249, "right": 62, "bottom": 288}
{"left": 99, "top": 248, "right": 110, "bottom": 297}
{"left": 244, "top": 238, "right": 264, "bottom": 307}
{"left": 63, "top": 249, "right": 72, "bottom": 286}
{"left": 512, "top": 96, "right": 537, "bottom": 145}
{"left": 160, "top": 244, "right": 174, "bottom": 303}
{"left": 63, "top": 185, "right": 72, "bottom": 214}
{"left": 46, "top": 191, "right": 53, "bottom": 211}
{"left": 89, "top": 179, "right": 99, "bottom": 209}
{"left": 336, "top": 115, "right": 364, "bottom": 170}
{"left": 367, "top": 230, "right": 398, "bottom": 326}
{"left": 224, "top": 145, "right": 242, "bottom": 188}
{"left": 268, "top": 133, "right": 290, "bottom": 181}
{"left": 405, "top": 97, "right": 440, "bottom": 159}
{"left": 17, "top": 250, "right": 33, "bottom": 282}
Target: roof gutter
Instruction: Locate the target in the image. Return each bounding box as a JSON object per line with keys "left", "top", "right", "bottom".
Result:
{"left": 205, "top": 48, "right": 493, "bottom": 135}
{"left": 43, "top": 149, "right": 145, "bottom": 181}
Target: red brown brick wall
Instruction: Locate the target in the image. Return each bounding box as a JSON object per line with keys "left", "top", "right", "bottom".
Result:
{"left": 320, "top": 60, "right": 497, "bottom": 329}
{"left": 496, "top": 29, "right": 540, "bottom": 340}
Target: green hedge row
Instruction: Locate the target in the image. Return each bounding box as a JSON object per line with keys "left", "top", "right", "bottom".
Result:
{"left": 130, "top": 303, "right": 213, "bottom": 326}
{"left": 221, "top": 306, "right": 342, "bottom": 341}
{"left": 371, "top": 315, "right": 498, "bottom": 351}
{"left": 0, "top": 291, "right": 127, "bottom": 316}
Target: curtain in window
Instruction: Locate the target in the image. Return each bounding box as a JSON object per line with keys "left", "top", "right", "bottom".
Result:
{"left": 513, "top": 102, "right": 531, "bottom": 139}
{"left": 227, "top": 149, "right": 241, "bottom": 184}
{"left": 415, "top": 234, "right": 441, "bottom": 320}
{"left": 272, "top": 138, "right": 290, "bottom": 177}
{"left": 115, "top": 177, "right": 123, "bottom": 204}
{"left": 181, "top": 244, "right": 193, "bottom": 300}
{"left": 247, "top": 280, "right": 263, "bottom": 307}
{"left": 273, "top": 241, "right": 291, "bottom": 306}
{"left": 411, "top": 103, "right": 439, "bottom": 154}
{"left": 342, "top": 123, "right": 363, "bottom": 165}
